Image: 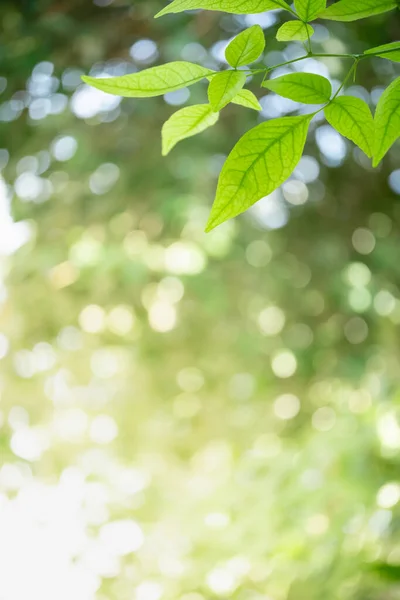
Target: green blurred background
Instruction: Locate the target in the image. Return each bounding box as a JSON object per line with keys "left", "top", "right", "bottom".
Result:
{"left": 0, "top": 1, "right": 400, "bottom": 598}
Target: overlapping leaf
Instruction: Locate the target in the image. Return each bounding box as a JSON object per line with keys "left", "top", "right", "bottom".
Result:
{"left": 324, "top": 96, "right": 374, "bottom": 157}
{"left": 263, "top": 73, "right": 331, "bottom": 104}
{"left": 365, "top": 42, "right": 400, "bottom": 63}
{"left": 155, "top": 0, "right": 290, "bottom": 17}
{"left": 276, "top": 21, "right": 314, "bottom": 42}
{"left": 320, "top": 0, "right": 398, "bottom": 21}
{"left": 82, "top": 62, "right": 213, "bottom": 97}
{"left": 294, "top": 0, "right": 326, "bottom": 21}
{"left": 208, "top": 70, "right": 247, "bottom": 111}
{"left": 162, "top": 104, "right": 219, "bottom": 155}
{"left": 231, "top": 89, "right": 262, "bottom": 110}
{"left": 374, "top": 77, "right": 400, "bottom": 166}
{"left": 206, "top": 115, "right": 312, "bottom": 231}
{"left": 225, "top": 26, "right": 265, "bottom": 68}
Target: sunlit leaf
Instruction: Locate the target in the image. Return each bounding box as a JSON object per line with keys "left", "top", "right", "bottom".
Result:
{"left": 208, "top": 70, "right": 247, "bottom": 111}
{"left": 374, "top": 76, "right": 400, "bottom": 166}
{"left": 162, "top": 104, "right": 219, "bottom": 155}
{"left": 82, "top": 62, "right": 213, "bottom": 97}
{"left": 263, "top": 73, "right": 331, "bottom": 104}
{"left": 324, "top": 96, "right": 374, "bottom": 157}
{"left": 294, "top": 0, "right": 326, "bottom": 21}
{"left": 231, "top": 88, "right": 262, "bottom": 110}
{"left": 206, "top": 115, "right": 312, "bottom": 230}
{"left": 319, "top": 0, "right": 398, "bottom": 21}
{"left": 365, "top": 42, "right": 400, "bottom": 63}
{"left": 155, "top": 0, "right": 290, "bottom": 17}
{"left": 225, "top": 26, "right": 265, "bottom": 68}
{"left": 276, "top": 21, "right": 314, "bottom": 42}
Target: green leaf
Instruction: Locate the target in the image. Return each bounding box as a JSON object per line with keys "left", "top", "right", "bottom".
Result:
{"left": 324, "top": 96, "right": 374, "bottom": 157}
{"left": 81, "top": 62, "right": 213, "bottom": 97}
{"left": 373, "top": 76, "right": 400, "bottom": 167}
{"left": 206, "top": 114, "right": 312, "bottom": 231}
{"left": 155, "top": 0, "right": 290, "bottom": 18}
{"left": 231, "top": 89, "right": 262, "bottom": 111}
{"left": 276, "top": 21, "right": 314, "bottom": 42}
{"left": 365, "top": 42, "right": 400, "bottom": 63}
{"left": 208, "top": 70, "right": 247, "bottom": 111}
{"left": 225, "top": 26, "right": 265, "bottom": 68}
{"left": 319, "top": 0, "right": 398, "bottom": 22}
{"left": 161, "top": 104, "right": 219, "bottom": 155}
{"left": 263, "top": 73, "right": 332, "bottom": 104}
{"left": 294, "top": 0, "right": 326, "bottom": 21}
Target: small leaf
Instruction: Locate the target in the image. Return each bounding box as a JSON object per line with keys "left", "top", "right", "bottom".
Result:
{"left": 82, "top": 62, "right": 213, "bottom": 97}
{"left": 206, "top": 114, "right": 312, "bottom": 231}
{"left": 162, "top": 104, "right": 219, "bottom": 155}
{"left": 320, "top": 0, "right": 397, "bottom": 22}
{"left": 263, "top": 73, "right": 331, "bottom": 104}
{"left": 225, "top": 26, "right": 265, "bottom": 68}
{"left": 324, "top": 96, "right": 374, "bottom": 157}
{"left": 373, "top": 76, "right": 400, "bottom": 166}
{"left": 208, "top": 70, "right": 247, "bottom": 111}
{"left": 294, "top": 0, "right": 326, "bottom": 21}
{"left": 231, "top": 89, "right": 262, "bottom": 110}
{"left": 276, "top": 21, "right": 314, "bottom": 42}
{"left": 365, "top": 42, "right": 400, "bottom": 63}
{"left": 155, "top": 0, "right": 290, "bottom": 17}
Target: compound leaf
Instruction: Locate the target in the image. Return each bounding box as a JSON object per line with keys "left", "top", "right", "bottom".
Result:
{"left": 82, "top": 62, "right": 213, "bottom": 97}
{"left": 263, "top": 73, "right": 331, "bottom": 104}
{"left": 365, "top": 42, "right": 400, "bottom": 63}
{"left": 156, "top": 0, "right": 290, "bottom": 17}
{"left": 319, "top": 0, "right": 398, "bottom": 22}
{"left": 206, "top": 114, "right": 312, "bottom": 231}
{"left": 162, "top": 104, "right": 219, "bottom": 155}
{"left": 294, "top": 0, "right": 326, "bottom": 21}
{"left": 231, "top": 89, "right": 262, "bottom": 110}
{"left": 374, "top": 76, "right": 400, "bottom": 166}
{"left": 324, "top": 96, "right": 374, "bottom": 157}
{"left": 276, "top": 21, "right": 314, "bottom": 42}
{"left": 225, "top": 25, "right": 265, "bottom": 67}
{"left": 208, "top": 70, "right": 247, "bottom": 111}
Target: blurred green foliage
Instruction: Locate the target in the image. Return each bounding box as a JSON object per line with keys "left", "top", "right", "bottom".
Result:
{"left": 0, "top": 1, "right": 400, "bottom": 599}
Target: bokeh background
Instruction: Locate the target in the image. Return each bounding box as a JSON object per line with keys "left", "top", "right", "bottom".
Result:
{"left": 1, "top": 1, "right": 400, "bottom": 598}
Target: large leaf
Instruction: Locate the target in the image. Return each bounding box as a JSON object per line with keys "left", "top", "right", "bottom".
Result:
{"left": 208, "top": 70, "right": 247, "bottom": 111}
{"left": 294, "top": 0, "right": 326, "bottom": 21}
{"left": 365, "top": 42, "right": 400, "bottom": 63}
{"left": 319, "top": 0, "right": 398, "bottom": 21}
{"left": 276, "top": 21, "right": 314, "bottom": 42}
{"left": 231, "top": 89, "right": 262, "bottom": 111}
{"left": 324, "top": 96, "right": 374, "bottom": 157}
{"left": 263, "top": 73, "right": 331, "bottom": 104}
{"left": 206, "top": 115, "right": 312, "bottom": 231}
{"left": 374, "top": 77, "right": 400, "bottom": 166}
{"left": 82, "top": 62, "right": 213, "bottom": 97}
{"left": 162, "top": 104, "right": 219, "bottom": 155}
{"left": 225, "top": 25, "right": 265, "bottom": 68}
{"left": 155, "top": 0, "right": 290, "bottom": 17}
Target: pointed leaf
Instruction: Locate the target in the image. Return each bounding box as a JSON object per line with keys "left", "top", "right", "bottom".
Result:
{"left": 162, "top": 104, "right": 219, "bottom": 155}
{"left": 276, "top": 21, "right": 314, "bottom": 42}
{"left": 374, "top": 77, "right": 400, "bottom": 166}
{"left": 208, "top": 70, "right": 247, "bottom": 111}
{"left": 320, "top": 0, "right": 398, "bottom": 22}
{"left": 324, "top": 96, "right": 374, "bottom": 157}
{"left": 155, "top": 0, "right": 290, "bottom": 17}
{"left": 294, "top": 0, "right": 326, "bottom": 21}
{"left": 206, "top": 115, "right": 312, "bottom": 231}
{"left": 82, "top": 62, "right": 213, "bottom": 97}
{"left": 231, "top": 89, "right": 262, "bottom": 111}
{"left": 263, "top": 73, "right": 331, "bottom": 104}
{"left": 365, "top": 42, "right": 400, "bottom": 63}
{"left": 225, "top": 26, "right": 265, "bottom": 68}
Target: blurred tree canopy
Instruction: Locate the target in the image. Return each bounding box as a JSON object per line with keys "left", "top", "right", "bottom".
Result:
{"left": 0, "top": 1, "right": 400, "bottom": 599}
